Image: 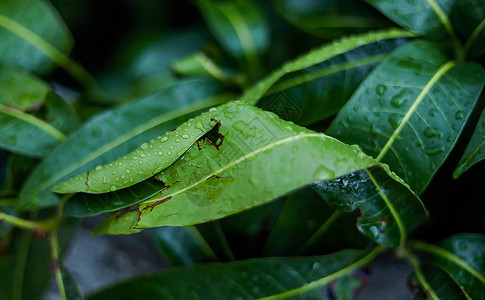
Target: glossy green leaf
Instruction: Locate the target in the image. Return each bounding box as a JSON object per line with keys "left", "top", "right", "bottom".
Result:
{"left": 196, "top": 0, "right": 269, "bottom": 71}
{"left": 53, "top": 103, "right": 226, "bottom": 194}
{"left": 87, "top": 247, "right": 383, "bottom": 300}
{"left": 454, "top": 108, "right": 485, "bottom": 178}
{"left": 365, "top": 0, "right": 457, "bottom": 41}
{"left": 19, "top": 79, "right": 232, "bottom": 211}
{"left": 327, "top": 41, "right": 485, "bottom": 194}
{"left": 0, "top": 67, "right": 48, "bottom": 110}
{"left": 274, "top": 0, "right": 391, "bottom": 39}
{"left": 451, "top": 0, "right": 485, "bottom": 58}
{"left": 153, "top": 226, "right": 219, "bottom": 266}
{"left": 0, "top": 0, "right": 73, "bottom": 74}
{"left": 63, "top": 179, "right": 166, "bottom": 217}
{"left": 95, "top": 101, "right": 427, "bottom": 248}
{"left": 256, "top": 38, "right": 406, "bottom": 126}
{"left": 240, "top": 28, "right": 414, "bottom": 105}
{"left": 412, "top": 234, "right": 485, "bottom": 300}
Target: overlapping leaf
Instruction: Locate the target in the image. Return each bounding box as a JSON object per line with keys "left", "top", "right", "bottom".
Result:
{"left": 92, "top": 101, "right": 427, "bottom": 248}
{"left": 0, "top": 92, "right": 71, "bottom": 157}
{"left": 87, "top": 247, "right": 383, "bottom": 300}
{"left": 328, "top": 41, "right": 485, "bottom": 194}
{"left": 257, "top": 38, "right": 406, "bottom": 125}
{"left": 19, "top": 79, "right": 233, "bottom": 211}
{"left": 0, "top": 0, "right": 73, "bottom": 74}
{"left": 412, "top": 234, "right": 485, "bottom": 300}
{"left": 240, "top": 28, "right": 414, "bottom": 105}
{"left": 365, "top": 0, "right": 456, "bottom": 41}
{"left": 0, "top": 67, "right": 48, "bottom": 110}
{"left": 274, "top": 0, "right": 391, "bottom": 39}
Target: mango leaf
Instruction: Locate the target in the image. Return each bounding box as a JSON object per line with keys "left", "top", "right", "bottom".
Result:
{"left": 60, "top": 268, "right": 84, "bottom": 300}
{"left": 415, "top": 264, "right": 468, "bottom": 300}
{"left": 0, "top": 0, "right": 73, "bottom": 74}
{"left": 195, "top": 0, "right": 269, "bottom": 74}
{"left": 263, "top": 187, "right": 370, "bottom": 256}
{"left": 95, "top": 101, "right": 427, "bottom": 248}
{"left": 86, "top": 247, "right": 383, "bottom": 300}
{"left": 171, "top": 52, "right": 244, "bottom": 86}
{"left": 63, "top": 180, "right": 166, "bottom": 217}
{"left": 365, "top": 0, "right": 457, "bottom": 41}
{"left": 53, "top": 103, "right": 226, "bottom": 194}
{"left": 274, "top": 0, "right": 391, "bottom": 39}
{"left": 411, "top": 234, "right": 485, "bottom": 300}
{"left": 256, "top": 38, "right": 406, "bottom": 126}
{"left": 0, "top": 103, "right": 66, "bottom": 157}
{"left": 152, "top": 226, "right": 219, "bottom": 266}
{"left": 451, "top": 0, "right": 485, "bottom": 58}
{"left": 454, "top": 108, "right": 485, "bottom": 178}
{"left": 19, "top": 79, "right": 233, "bottom": 211}
{"left": 43, "top": 92, "right": 80, "bottom": 135}
{"left": 0, "top": 228, "right": 51, "bottom": 300}
{"left": 240, "top": 28, "right": 414, "bottom": 105}
{"left": 0, "top": 67, "right": 48, "bottom": 110}
{"left": 327, "top": 40, "right": 485, "bottom": 194}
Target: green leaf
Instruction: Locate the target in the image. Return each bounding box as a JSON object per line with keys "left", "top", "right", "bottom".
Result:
{"left": 313, "top": 166, "right": 428, "bottom": 247}
{"left": 451, "top": 0, "right": 485, "bottom": 58}
{"left": 417, "top": 264, "right": 468, "bottom": 300}
{"left": 171, "top": 52, "right": 244, "bottom": 86}
{"left": 256, "top": 38, "right": 406, "bottom": 126}
{"left": 0, "top": 67, "right": 48, "bottom": 110}
{"left": 274, "top": 0, "right": 392, "bottom": 39}
{"left": 412, "top": 234, "right": 485, "bottom": 300}
{"left": 95, "top": 101, "right": 427, "bottom": 248}
{"left": 327, "top": 40, "right": 485, "bottom": 194}
{"left": 0, "top": 228, "right": 51, "bottom": 300}
{"left": 63, "top": 179, "right": 166, "bottom": 217}
{"left": 196, "top": 0, "right": 269, "bottom": 74}
{"left": 0, "top": 0, "right": 73, "bottom": 74}
{"left": 263, "top": 187, "right": 370, "bottom": 256}
{"left": 240, "top": 28, "right": 414, "bottom": 105}
{"left": 454, "top": 108, "right": 485, "bottom": 178}
{"left": 0, "top": 103, "right": 66, "bottom": 157}
{"left": 365, "top": 0, "right": 457, "bottom": 41}
{"left": 152, "top": 226, "right": 219, "bottom": 266}
{"left": 61, "top": 268, "right": 84, "bottom": 300}
{"left": 19, "top": 79, "right": 233, "bottom": 211}
{"left": 86, "top": 247, "right": 384, "bottom": 300}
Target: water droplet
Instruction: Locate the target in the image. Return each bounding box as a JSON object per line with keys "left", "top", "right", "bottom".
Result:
{"left": 175, "top": 139, "right": 180, "bottom": 142}
{"left": 455, "top": 110, "right": 464, "bottom": 120}
{"left": 312, "top": 165, "right": 336, "bottom": 179}
{"left": 95, "top": 165, "right": 103, "bottom": 171}
{"left": 140, "top": 153, "right": 146, "bottom": 158}
{"left": 160, "top": 136, "right": 168, "bottom": 143}
{"left": 388, "top": 114, "right": 402, "bottom": 129}
{"left": 428, "top": 108, "right": 437, "bottom": 117}
{"left": 126, "top": 169, "right": 131, "bottom": 173}
{"left": 424, "top": 128, "right": 440, "bottom": 138}
{"left": 168, "top": 151, "right": 172, "bottom": 155}
{"left": 375, "top": 84, "right": 386, "bottom": 95}
{"left": 110, "top": 185, "right": 117, "bottom": 191}
{"left": 182, "top": 134, "right": 189, "bottom": 139}
{"left": 424, "top": 146, "right": 443, "bottom": 156}
{"left": 158, "top": 151, "right": 163, "bottom": 156}
{"left": 103, "top": 176, "right": 107, "bottom": 184}
{"left": 141, "top": 143, "right": 148, "bottom": 150}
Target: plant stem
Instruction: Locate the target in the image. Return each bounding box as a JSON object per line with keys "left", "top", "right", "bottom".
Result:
{"left": 396, "top": 247, "right": 439, "bottom": 300}
{"left": 0, "top": 211, "right": 52, "bottom": 231}
{"left": 50, "top": 231, "right": 67, "bottom": 300}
